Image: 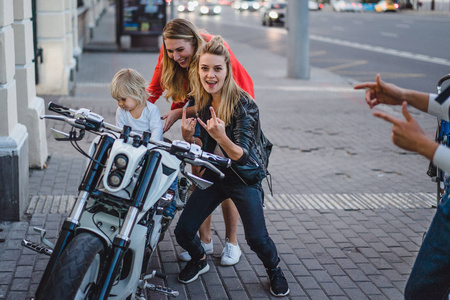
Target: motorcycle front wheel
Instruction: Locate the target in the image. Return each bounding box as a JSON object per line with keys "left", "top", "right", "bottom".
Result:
{"left": 38, "top": 232, "right": 106, "bottom": 300}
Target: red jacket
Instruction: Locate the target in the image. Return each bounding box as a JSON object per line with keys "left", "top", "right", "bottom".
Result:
{"left": 147, "top": 33, "right": 254, "bottom": 110}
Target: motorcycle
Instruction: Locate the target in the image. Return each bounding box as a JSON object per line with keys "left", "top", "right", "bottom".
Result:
{"left": 22, "top": 102, "right": 230, "bottom": 300}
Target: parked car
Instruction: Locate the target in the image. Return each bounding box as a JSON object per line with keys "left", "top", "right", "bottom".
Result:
{"left": 261, "top": 2, "right": 287, "bottom": 27}
{"left": 331, "top": 0, "right": 363, "bottom": 12}
{"left": 199, "top": 2, "right": 222, "bottom": 15}
{"left": 374, "top": 0, "right": 399, "bottom": 12}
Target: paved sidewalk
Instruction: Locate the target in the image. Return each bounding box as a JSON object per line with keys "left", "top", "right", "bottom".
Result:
{"left": 0, "top": 5, "right": 441, "bottom": 300}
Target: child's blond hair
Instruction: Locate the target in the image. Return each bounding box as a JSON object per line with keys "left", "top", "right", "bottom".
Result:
{"left": 110, "top": 68, "right": 149, "bottom": 105}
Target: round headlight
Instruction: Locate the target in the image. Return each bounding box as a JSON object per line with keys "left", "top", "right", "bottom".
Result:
{"left": 108, "top": 171, "right": 124, "bottom": 187}
{"left": 114, "top": 154, "right": 128, "bottom": 170}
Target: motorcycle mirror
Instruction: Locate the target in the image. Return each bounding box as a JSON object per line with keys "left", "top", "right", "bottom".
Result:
{"left": 51, "top": 128, "right": 71, "bottom": 141}
{"left": 51, "top": 128, "right": 85, "bottom": 141}
{"left": 182, "top": 171, "right": 213, "bottom": 190}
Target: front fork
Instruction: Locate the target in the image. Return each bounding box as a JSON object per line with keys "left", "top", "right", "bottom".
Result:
{"left": 34, "top": 134, "right": 115, "bottom": 299}
{"left": 95, "top": 151, "right": 162, "bottom": 300}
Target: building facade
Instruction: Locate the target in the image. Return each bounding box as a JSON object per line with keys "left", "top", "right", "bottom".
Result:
{"left": 0, "top": 0, "right": 107, "bottom": 221}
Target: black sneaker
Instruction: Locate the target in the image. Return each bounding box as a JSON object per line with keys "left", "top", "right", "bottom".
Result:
{"left": 267, "top": 267, "right": 290, "bottom": 297}
{"left": 178, "top": 259, "right": 210, "bottom": 284}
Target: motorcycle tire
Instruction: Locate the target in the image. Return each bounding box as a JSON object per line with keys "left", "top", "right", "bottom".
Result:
{"left": 37, "top": 232, "right": 106, "bottom": 300}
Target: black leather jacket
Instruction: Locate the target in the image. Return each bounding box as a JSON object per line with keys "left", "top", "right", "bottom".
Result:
{"left": 197, "top": 93, "right": 265, "bottom": 184}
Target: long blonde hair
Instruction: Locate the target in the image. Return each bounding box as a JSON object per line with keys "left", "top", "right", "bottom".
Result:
{"left": 160, "top": 18, "right": 205, "bottom": 103}
{"left": 110, "top": 68, "right": 148, "bottom": 106}
{"left": 189, "top": 36, "right": 252, "bottom": 126}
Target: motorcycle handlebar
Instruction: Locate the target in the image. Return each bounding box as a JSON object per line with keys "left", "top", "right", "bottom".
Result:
{"left": 45, "top": 102, "right": 230, "bottom": 174}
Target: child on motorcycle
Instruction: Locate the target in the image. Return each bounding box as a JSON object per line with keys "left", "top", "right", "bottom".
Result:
{"left": 110, "top": 68, "right": 176, "bottom": 218}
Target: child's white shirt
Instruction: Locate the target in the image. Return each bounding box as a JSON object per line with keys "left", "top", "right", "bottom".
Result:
{"left": 116, "top": 101, "right": 164, "bottom": 141}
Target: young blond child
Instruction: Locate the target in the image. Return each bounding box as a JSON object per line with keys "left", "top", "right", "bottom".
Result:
{"left": 110, "top": 68, "right": 178, "bottom": 218}
{"left": 110, "top": 68, "right": 163, "bottom": 141}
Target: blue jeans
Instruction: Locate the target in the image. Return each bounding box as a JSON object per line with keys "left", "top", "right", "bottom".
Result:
{"left": 405, "top": 195, "right": 450, "bottom": 299}
{"left": 174, "top": 170, "right": 280, "bottom": 269}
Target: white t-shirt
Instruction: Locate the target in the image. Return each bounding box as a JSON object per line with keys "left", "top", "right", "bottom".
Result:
{"left": 115, "top": 101, "right": 164, "bottom": 141}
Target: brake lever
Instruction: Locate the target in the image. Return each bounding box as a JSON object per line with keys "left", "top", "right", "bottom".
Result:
{"left": 40, "top": 115, "right": 86, "bottom": 129}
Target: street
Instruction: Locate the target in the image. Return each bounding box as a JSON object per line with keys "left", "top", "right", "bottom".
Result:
{"left": 181, "top": 5, "right": 450, "bottom": 92}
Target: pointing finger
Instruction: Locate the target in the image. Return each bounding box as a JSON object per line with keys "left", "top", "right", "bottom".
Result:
{"left": 373, "top": 111, "right": 401, "bottom": 125}
{"left": 401, "top": 101, "right": 412, "bottom": 122}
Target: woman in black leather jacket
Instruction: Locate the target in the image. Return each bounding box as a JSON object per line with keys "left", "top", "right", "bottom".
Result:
{"left": 174, "top": 36, "right": 289, "bottom": 297}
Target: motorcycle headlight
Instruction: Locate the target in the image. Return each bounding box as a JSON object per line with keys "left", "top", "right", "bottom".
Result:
{"left": 108, "top": 170, "right": 124, "bottom": 187}
{"left": 114, "top": 154, "right": 128, "bottom": 170}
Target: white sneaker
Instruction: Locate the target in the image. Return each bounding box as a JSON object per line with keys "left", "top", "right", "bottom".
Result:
{"left": 220, "top": 240, "right": 241, "bottom": 266}
{"left": 179, "top": 240, "right": 214, "bottom": 262}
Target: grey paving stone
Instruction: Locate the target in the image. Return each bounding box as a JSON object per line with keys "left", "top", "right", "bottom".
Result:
{"left": 0, "top": 285, "right": 7, "bottom": 299}
{"left": 297, "top": 276, "right": 321, "bottom": 290}
{"left": 343, "top": 288, "right": 370, "bottom": 300}
{"left": 243, "top": 283, "right": 268, "bottom": 298}
{"left": 356, "top": 281, "right": 383, "bottom": 296}
{"left": 228, "top": 290, "right": 250, "bottom": 300}
{"left": 4, "top": 291, "right": 28, "bottom": 300}
{"left": 0, "top": 261, "right": 16, "bottom": 272}
{"left": 333, "top": 276, "right": 358, "bottom": 290}
{"left": 380, "top": 287, "right": 404, "bottom": 299}
{"left": 10, "top": 278, "right": 30, "bottom": 291}
{"left": 206, "top": 284, "right": 228, "bottom": 300}
{"left": 14, "top": 266, "right": 33, "bottom": 278}
{"left": 320, "top": 282, "right": 346, "bottom": 297}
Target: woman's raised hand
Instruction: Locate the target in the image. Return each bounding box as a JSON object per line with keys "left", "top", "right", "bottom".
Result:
{"left": 161, "top": 108, "right": 183, "bottom": 133}
{"left": 180, "top": 107, "right": 197, "bottom": 143}
{"left": 354, "top": 74, "right": 405, "bottom": 109}
{"left": 197, "top": 107, "right": 226, "bottom": 142}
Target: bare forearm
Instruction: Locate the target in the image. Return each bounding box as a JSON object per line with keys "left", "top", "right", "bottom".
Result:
{"left": 416, "top": 138, "right": 439, "bottom": 162}
{"left": 401, "top": 89, "right": 430, "bottom": 113}
{"left": 216, "top": 136, "right": 244, "bottom": 161}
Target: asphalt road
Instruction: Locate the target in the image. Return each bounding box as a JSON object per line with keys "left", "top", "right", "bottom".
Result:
{"left": 180, "top": 5, "right": 450, "bottom": 92}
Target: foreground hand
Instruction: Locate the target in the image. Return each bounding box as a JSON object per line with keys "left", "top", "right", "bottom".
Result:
{"left": 197, "top": 107, "right": 226, "bottom": 142}
{"left": 354, "top": 74, "right": 404, "bottom": 109}
{"left": 373, "top": 102, "right": 436, "bottom": 159}
{"left": 180, "top": 107, "right": 196, "bottom": 142}
{"left": 161, "top": 108, "right": 182, "bottom": 133}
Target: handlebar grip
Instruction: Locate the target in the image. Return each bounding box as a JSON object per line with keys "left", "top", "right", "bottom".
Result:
{"left": 48, "top": 102, "right": 75, "bottom": 117}
{"left": 202, "top": 154, "right": 231, "bottom": 168}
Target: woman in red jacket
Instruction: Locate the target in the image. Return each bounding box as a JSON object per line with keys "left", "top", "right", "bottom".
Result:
{"left": 147, "top": 18, "right": 254, "bottom": 266}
